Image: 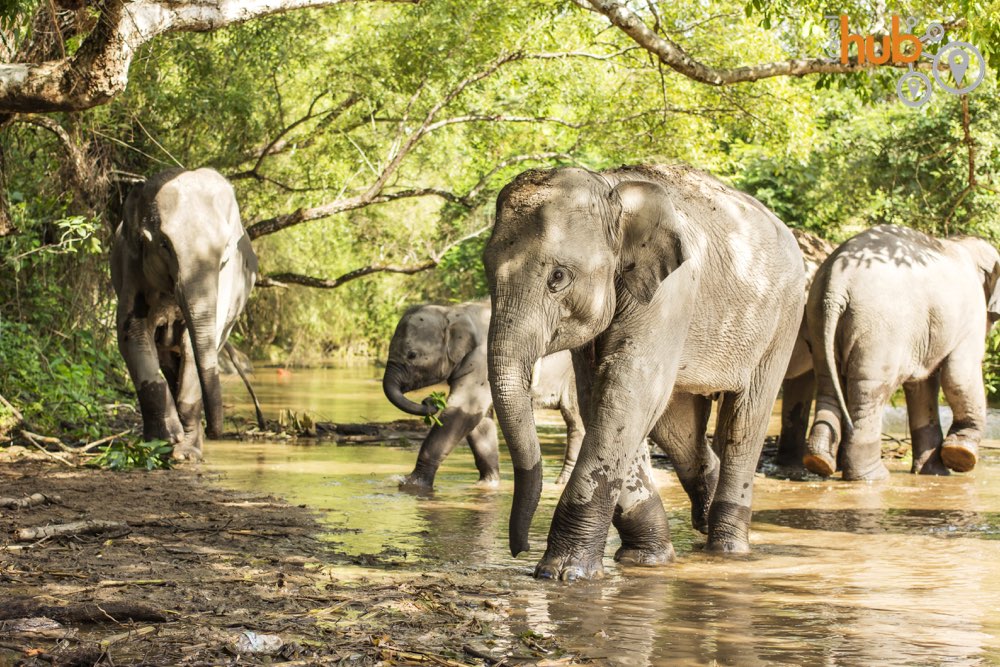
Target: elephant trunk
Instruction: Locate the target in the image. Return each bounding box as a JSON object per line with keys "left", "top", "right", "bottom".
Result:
{"left": 178, "top": 271, "right": 224, "bottom": 439}
{"left": 383, "top": 362, "right": 437, "bottom": 416}
{"left": 488, "top": 314, "right": 544, "bottom": 557}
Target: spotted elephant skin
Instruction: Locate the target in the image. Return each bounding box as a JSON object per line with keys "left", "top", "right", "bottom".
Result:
{"left": 804, "top": 224, "right": 1000, "bottom": 481}
{"left": 485, "top": 164, "right": 805, "bottom": 580}
{"left": 772, "top": 230, "right": 837, "bottom": 469}
{"left": 383, "top": 301, "right": 583, "bottom": 489}
{"left": 111, "top": 168, "right": 257, "bottom": 460}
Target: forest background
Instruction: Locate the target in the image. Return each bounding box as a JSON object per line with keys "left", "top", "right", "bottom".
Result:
{"left": 1, "top": 0, "right": 998, "bottom": 439}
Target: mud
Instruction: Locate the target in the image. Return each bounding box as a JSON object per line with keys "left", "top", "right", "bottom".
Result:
{"left": 0, "top": 455, "right": 580, "bottom": 667}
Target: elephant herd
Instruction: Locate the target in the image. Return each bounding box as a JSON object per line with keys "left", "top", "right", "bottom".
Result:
{"left": 113, "top": 165, "right": 999, "bottom": 581}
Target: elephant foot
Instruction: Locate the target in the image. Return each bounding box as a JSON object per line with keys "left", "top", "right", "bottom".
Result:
{"left": 706, "top": 502, "right": 752, "bottom": 554}
{"left": 614, "top": 544, "right": 675, "bottom": 566}
{"left": 941, "top": 434, "right": 978, "bottom": 473}
{"left": 171, "top": 442, "right": 202, "bottom": 462}
{"left": 398, "top": 473, "right": 435, "bottom": 492}
{"left": 475, "top": 475, "right": 500, "bottom": 489}
{"left": 842, "top": 460, "right": 890, "bottom": 482}
{"left": 803, "top": 452, "right": 836, "bottom": 477}
{"left": 805, "top": 422, "right": 839, "bottom": 477}
{"left": 704, "top": 537, "right": 751, "bottom": 555}
{"left": 534, "top": 551, "right": 605, "bottom": 581}
{"left": 913, "top": 448, "right": 950, "bottom": 476}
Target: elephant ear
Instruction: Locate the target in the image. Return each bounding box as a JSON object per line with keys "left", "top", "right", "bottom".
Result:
{"left": 988, "top": 259, "right": 1000, "bottom": 323}
{"left": 444, "top": 310, "right": 481, "bottom": 380}
{"left": 610, "top": 180, "right": 686, "bottom": 304}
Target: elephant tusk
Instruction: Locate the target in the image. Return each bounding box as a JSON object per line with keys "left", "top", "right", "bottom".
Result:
{"left": 530, "top": 357, "right": 542, "bottom": 390}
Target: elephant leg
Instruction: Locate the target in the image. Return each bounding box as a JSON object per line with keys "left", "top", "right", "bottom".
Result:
{"left": 117, "top": 294, "right": 183, "bottom": 444}
{"left": 648, "top": 393, "right": 716, "bottom": 535}
{"left": 401, "top": 406, "right": 487, "bottom": 489}
{"left": 775, "top": 371, "right": 814, "bottom": 469}
{"left": 172, "top": 331, "right": 205, "bottom": 461}
{"left": 940, "top": 343, "right": 988, "bottom": 473}
{"left": 903, "top": 374, "right": 948, "bottom": 475}
{"left": 612, "top": 444, "right": 674, "bottom": 566}
{"left": 804, "top": 369, "right": 845, "bottom": 477}
{"left": 466, "top": 416, "right": 501, "bottom": 486}
{"left": 706, "top": 347, "right": 789, "bottom": 554}
{"left": 555, "top": 399, "right": 585, "bottom": 485}
{"left": 839, "top": 379, "right": 891, "bottom": 481}
{"left": 535, "top": 322, "right": 683, "bottom": 581}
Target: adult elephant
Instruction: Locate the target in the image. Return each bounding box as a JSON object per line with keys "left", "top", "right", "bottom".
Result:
{"left": 485, "top": 165, "right": 805, "bottom": 580}
{"left": 383, "top": 301, "right": 583, "bottom": 489}
{"left": 773, "top": 230, "right": 836, "bottom": 468}
{"left": 804, "top": 224, "right": 1000, "bottom": 480}
{"left": 111, "top": 168, "right": 258, "bottom": 460}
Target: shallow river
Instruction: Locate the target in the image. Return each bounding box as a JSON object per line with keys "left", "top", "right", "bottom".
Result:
{"left": 211, "top": 366, "right": 1000, "bottom": 666}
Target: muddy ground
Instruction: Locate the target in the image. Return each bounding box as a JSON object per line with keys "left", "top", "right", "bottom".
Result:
{"left": 0, "top": 452, "right": 582, "bottom": 667}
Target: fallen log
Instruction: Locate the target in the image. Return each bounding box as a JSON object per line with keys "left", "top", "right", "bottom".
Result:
{"left": 16, "top": 519, "right": 128, "bottom": 542}
{"left": 0, "top": 493, "right": 59, "bottom": 509}
{"left": 0, "top": 600, "right": 166, "bottom": 624}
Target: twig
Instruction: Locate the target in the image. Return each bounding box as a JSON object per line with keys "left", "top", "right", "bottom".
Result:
{"left": 0, "top": 392, "right": 24, "bottom": 422}
{"left": 21, "top": 429, "right": 72, "bottom": 451}
{"left": 80, "top": 428, "right": 134, "bottom": 453}
{"left": 0, "top": 493, "right": 59, "bottom": 509}
{"left": 224, "top": 342, "right": 265, "bottom": 430}
{"left": 16, "top": 519, "right": 127, "bottom": 542}
{"left": 100, "top": 625, "right": 158, "bottom": 648}
{"left": 21, "top": 432, "right": 74, "bottom": 467}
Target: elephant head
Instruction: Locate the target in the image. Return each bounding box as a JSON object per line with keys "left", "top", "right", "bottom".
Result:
{"left": 483, "top": 167, "right": 686, "bottom": 556}
{"left": 383, "top": 304, "right": 481, "bottom": 416}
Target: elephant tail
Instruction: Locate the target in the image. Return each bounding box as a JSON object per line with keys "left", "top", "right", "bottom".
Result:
{"left": 821, "top": 301, "right": 853, "bottom": 434}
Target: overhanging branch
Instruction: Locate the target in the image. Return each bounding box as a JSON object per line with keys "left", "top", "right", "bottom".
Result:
{"left": 0, "top": 0, "right": 417, "bottom": 114}
{"left": 573, "top": 0, "right": 900, "bottom": 84}
{"left": 257, "top": 224, "right": 491, "bottom": 289}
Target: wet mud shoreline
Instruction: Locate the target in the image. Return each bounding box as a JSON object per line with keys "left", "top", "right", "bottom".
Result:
{"left": 0, "top": 457, "right": 579, "bottom": 667}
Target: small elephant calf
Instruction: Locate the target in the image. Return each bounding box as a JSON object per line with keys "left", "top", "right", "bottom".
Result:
{"left": 382, "top": 300, "right": 584, "bottom": 488}
{"left": 111, "top": 168, "right": 258, "bottom": 460}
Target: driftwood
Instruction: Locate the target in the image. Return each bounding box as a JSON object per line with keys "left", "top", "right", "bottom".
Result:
{"left": 16, "top": 519, "right": 128, "bottom": 542}
{"left": 0, "top": 599, "right": 167, "bottom": 623}
{"left": 314, "top": 419, "right": 429, "bottom": 443}
{"left": 0, "top": 493, "right": 59, "bottom": 509}
{"left": 20, "top": 431, "right": 74, "bottom": 467}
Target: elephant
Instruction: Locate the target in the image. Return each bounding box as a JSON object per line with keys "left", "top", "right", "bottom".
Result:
{"left": 382, "top": 300, "right": 584, "bottom": 489}
{"left": 484, "top": 164, "right": 806, "bottom": 580}
{"left": 803, "top": 224, "right": 1000, "bottom": 480}
{"left": 772, "top": 230, "right": 836, "bottom": 468}
{"left": 111, "top": 168, "right": 258, "bottom": 460}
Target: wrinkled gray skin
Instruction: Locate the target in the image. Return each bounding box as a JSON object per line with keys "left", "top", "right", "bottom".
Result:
{"left": 485, "top": 165, "right": 805, "bottom": 580}
{"left": 111, "top": 168, "right": 258, "bottom": 460}
{"left": 773, "top": 230, "right": 837, "bottom": 468}
{"left": 804, "top": 224, "right": 1000, "bottom": 480}
{"left": 383, "top": 301, "right": 583, "bottom": 489}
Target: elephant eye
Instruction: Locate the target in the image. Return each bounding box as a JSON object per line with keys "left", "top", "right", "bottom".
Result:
{"left": 547, "top": 266, "right": 573, "bottom": 293}
{"left": 406, "top": 351, "right": 418, "bottom": 360}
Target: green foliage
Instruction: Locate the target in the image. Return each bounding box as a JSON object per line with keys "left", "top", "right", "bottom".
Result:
{"left": 423, "top": 391, "right": 448, "bottom": 427}
{"left": 90, "top": 439, "right": 174, "bottom": 471}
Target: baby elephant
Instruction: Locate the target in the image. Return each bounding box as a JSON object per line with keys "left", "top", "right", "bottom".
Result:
{"left": 804, "top": 224, "right": 1000, "bottom": 480}
{"left": 382, "top": 301, "right": 583, "bottom": 489}
{"left": 111, "top": 169, "right": 258, "bottom": 460}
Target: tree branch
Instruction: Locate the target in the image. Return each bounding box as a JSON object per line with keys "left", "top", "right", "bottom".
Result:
{"left": 256, "top": 224, "right": 491, "bottom": 289}
{"left": 0, "top": 0, "right": 417, "bottom": 114}
{"left": 572, "top": 0, "right": 901, "bottom": 84}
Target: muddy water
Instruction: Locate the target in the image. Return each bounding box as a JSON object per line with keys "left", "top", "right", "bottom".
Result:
{"left": 213, "top": 367, "right": 1000, "bottom": 666}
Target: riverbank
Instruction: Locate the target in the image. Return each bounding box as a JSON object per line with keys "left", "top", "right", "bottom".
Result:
{"left": 0, "top": 453, "right": 581, "bottom": 667}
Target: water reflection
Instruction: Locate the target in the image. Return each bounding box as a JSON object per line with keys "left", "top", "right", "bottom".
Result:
{"left": 209, "top": 367, "right": 1000, "bottom": 666}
